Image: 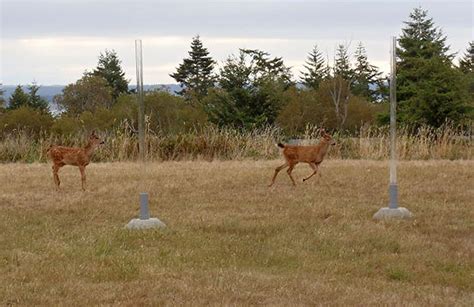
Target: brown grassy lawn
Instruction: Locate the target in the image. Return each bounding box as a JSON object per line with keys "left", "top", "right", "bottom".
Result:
{"left": 0, "top": 160, "right": 473, "bottom": 305}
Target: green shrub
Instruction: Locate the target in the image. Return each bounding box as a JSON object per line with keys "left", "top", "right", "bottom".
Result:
{"left": 51, "top": 116, "right": 81, "bottom": 135}
{"left": 145, "top": 90, "right": 208, "bottom": 134}
{"left": 0, "top": 107, "right": 53, "bottom": 136}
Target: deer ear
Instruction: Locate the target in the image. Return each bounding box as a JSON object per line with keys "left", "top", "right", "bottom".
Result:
{"left": 91, "top": 130, "right": 97, "bottom": 136}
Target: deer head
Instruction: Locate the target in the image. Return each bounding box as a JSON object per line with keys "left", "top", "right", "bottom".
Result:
{"left": 320, "top": 128, "right": 336, "bottom": 146}
{"left": 89, "top": 130, "right": 105, "bottom": 147}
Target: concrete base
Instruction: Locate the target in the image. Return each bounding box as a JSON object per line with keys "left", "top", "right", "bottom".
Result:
{"left": 125, "top": 218, "right": 166, "bottom": 230}
{"left": 373, "top": 207, "right": 413, "bottom": 220}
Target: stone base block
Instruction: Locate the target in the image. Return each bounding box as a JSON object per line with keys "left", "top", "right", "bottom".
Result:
{"left": 125, "top": 218, "right": 166, "bottom": 230}
{"left": 373, "top": 207, "right": 413, "bottom": 220}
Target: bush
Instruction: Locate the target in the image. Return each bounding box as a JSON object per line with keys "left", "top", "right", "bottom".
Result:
{"left": 277, "top": 87, "right": 380, "bottom": 134}
{"left": 54, "top": 74, "right": 114, "bottom": 115}
{"left": 145, "top": 90, "right": 208, "bottom": 134}
{"left": 344, "top": 96, "right": 382, "bottom": 131}
{"left": 0, "top": 107, "right": 53, "bottom": 136}
{"left": 51, "top": 116, "right": 81, "bottom": 135}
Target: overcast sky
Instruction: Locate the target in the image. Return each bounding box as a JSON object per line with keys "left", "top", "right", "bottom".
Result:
{"left": 1, "top": 0, "right": 472, "bottom": 85}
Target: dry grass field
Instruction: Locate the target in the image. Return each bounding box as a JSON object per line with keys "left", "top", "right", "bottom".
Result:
{"left": 0, "top": 160, "right": 473, "bottom": 305}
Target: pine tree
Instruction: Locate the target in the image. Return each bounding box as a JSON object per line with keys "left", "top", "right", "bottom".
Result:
{"left": 204, "top": 49, "right": 291, "bottom": 128}
{"left": 397, "top": 7, "right": 471, "bottom": 127}
{"left": 93, "top": 49, "right": 129, "bottom": 101}
{"left": 170, "top": 35, "right": 216, "bottom": 101}
{"left": 334, "top": 44, "right": 353, "bottom": 81}
{"left": 325, "top": 44, "right": 354, "bottom": 130}
{"left": 398, "top": 8, "right": 452, "bottom": 62}
{"left": 459, "top": 41, "right": 474, "bottom": 74}
{"left": 240, "top": 49, "right": 293, "bottom": 86}
{"left": 459, "top": 41, "right": 474, "bottom": 100}
{"left": 300, "top": 44, "right": 328, "bottom": 89}
{"left": 27, "top": 82, "right": 49, "bottom": 112}
{"left": 0, "top": 85, "right": 5, "bottom": 110}
{"left": 8, "top": 85, "right": 30, "bottom": 110}
{"left": 352, "top": 42, "right": 383, "bottom": 102}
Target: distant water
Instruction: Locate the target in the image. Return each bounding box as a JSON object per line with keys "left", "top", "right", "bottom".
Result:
{"left": 1, "top": 84, "right": 182, "bottom": 105}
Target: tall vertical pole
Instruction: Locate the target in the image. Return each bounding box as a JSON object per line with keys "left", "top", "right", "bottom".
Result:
{"left": 389, "top": 36, "right": 398, "bottom": 209}
{"left": 126, "top": 39, "right": 166, "bottom": 229}
{"left": 373, "top": 37, "right": 412, "bottom": 220}
{"left": 135, "top": 39, "right": 145, "bottom": 161}
{"left": 135, "top": 39, "right": 149, "bottom": 220}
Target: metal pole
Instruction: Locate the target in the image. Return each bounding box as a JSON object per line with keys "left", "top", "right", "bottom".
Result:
{"left": 389, "top": 36, "right": 398, "bottom": 209}
{"left": 135, "top": 39, "right": 149, "bottom": 219}
{"left": 135, "top": 39, "right": 145, "bottom": 161}
{"left": 126, "top": 39, "right": 166, "bottom": 229}
{"left": 373, "top": 37, "right": 412, "bottom": 220}
{"left": 139, "top": 192, "right": 150, "bottom": 220}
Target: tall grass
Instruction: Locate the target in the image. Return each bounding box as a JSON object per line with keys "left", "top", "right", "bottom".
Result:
{"left": 0, "top": 123, "right": 472, "bottom": 162}
{"left": 333, "top": 123, "right": 473, "bottom": 160}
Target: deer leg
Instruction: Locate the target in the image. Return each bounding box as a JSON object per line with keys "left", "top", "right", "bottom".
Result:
{"left": 303, "top": 163, "right": 319, "bottom": 182}
{"left": 79, "top": 166, "right": 86, "bottom": 191}
{"left": 52, "top": 164, "right": 62, "bottom": 190}
{"left": 269, "top": 162, "right": 288, "bottom": 187}
{"left": 286, "top": 163, "right": 297, "bottom": 186}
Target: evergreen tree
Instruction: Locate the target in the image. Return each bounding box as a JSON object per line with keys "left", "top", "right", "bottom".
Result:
{"left": 459, "top": 41, "right": 474, "bottom": 101}
{"left": 240, "top": 49, "right": 293, "bottom": 86}
{"left": 170, "top": 35, "right": 216, "bottom": 101}
{"left": 334, "top": 44, "right": 353, "bottom": 81}
{"left": 8, "top": 85, "right": 30, "bottom": 110}
{"left": 397, "top": 7, "right": 471, "bottom": 127}
{"left": 325, "top": 44, "right": 354, "bottom": 130}
{"left": 459, "top": 41, "right": 474, "bottom": 74}
{"left": 398, "top": 8, "right": 452, "bottom": 62}
{"left": 92, "top": 49, "right": 129, "bottom": 101}
{"left": 27, "top": 82, "right": 49, "bottom": 112}
{"left": 204, "top": 49, "right": 292, "bottom": 128}
{"left": 352, "top": 42, "right": 383, "bottom": 102}
{"left": 300, "top": 44, "right": 328, "bottom": 89}
{"left": 0, "top": 85, "right": 5, "bottom": 110}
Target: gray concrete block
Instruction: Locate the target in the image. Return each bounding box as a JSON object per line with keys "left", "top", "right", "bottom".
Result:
{"left": 373, "top": 207, "right": 413, "bottom": 220}
{"left": 125, "top": 218, "right": 166, "bottom": 230}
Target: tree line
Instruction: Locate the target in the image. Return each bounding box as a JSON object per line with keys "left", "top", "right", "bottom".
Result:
{"left": 1, "top": 7, "right": 472, "bottom": 137}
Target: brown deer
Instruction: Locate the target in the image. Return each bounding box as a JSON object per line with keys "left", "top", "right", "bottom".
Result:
{"left": 269, "top": 129, "right": 336, "bottom": 187}
{"left": 47, "top": 131, "right": 104, "bottom": 191}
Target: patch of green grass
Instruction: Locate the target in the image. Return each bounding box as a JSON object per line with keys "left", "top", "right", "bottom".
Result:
{"left": 386, "top": 266, "right": 412, "bottom": 281}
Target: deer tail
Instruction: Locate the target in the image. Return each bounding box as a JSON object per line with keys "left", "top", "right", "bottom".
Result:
{"left": 277, "top": 143, "right": 285, "bottom": 148}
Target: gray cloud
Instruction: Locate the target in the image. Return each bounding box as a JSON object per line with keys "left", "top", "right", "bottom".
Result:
{"left": 1, "top": 0, "right": 472, "bottom": 84}
{"left": 2, "top": 0, "right": 471, "bottom": 39}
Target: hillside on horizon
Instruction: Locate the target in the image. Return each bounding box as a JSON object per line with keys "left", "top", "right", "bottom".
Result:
{"left": 1, "top": 84, "right": 182, "bottom": 104}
